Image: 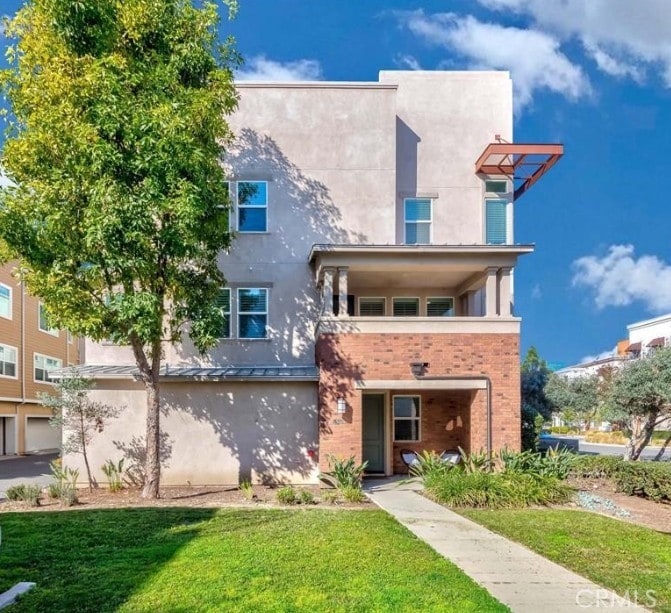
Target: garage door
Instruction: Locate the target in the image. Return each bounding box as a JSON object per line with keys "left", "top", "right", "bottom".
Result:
{"left": 25, "top": 417, "right": 61, "bottom": 452}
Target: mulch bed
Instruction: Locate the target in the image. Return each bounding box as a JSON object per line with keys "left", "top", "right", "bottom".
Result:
{"left": 0, "top": 484, "right": 372, "bottom": 513}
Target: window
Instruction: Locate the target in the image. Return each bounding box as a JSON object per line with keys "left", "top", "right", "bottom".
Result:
{"left": 358, "top": 297, "right": 386, "bottom": 316}
{"left": 404, "top": 198, "right": 432, "bottom": 244}
{"left": 393, "top": 396, "right": 421, "bottom": 442}
{"left": 393, "top": 297, "right": 419, "bottom": 317}
{"left": 238, "top": 288, "right": 268, "bottom": 339}
{"left": 427, "top": 297, "right": 454, "bottom": 317}
{"left": 34, "top": 354, "right": 62, "bottom": 384}
{"left": 0, "top": 343, "right": 17, "bottom": 378}
{"left": 38, "top": 303, "right": 59, "bottom": 336}
{"left": 485, "top": 180, "right": 507, "bottom": 194}
{"left": 237, "top": 181, "right": 267, "bottom": 232}
{"left": 485, "top": 199, "right": 507, "bottom": 245}
{"left": 216, "top": 288, "right": 231, "bottom": 339}
{"left": 67, "top": 330, "right": 73, "bottom": 344}
{"left": 0, "top": 284, "right": 11, "bottom": 319}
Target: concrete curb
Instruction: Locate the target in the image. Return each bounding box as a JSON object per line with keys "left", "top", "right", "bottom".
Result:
{"left": 0, "top": 583, "right": 36, "bottom": 609}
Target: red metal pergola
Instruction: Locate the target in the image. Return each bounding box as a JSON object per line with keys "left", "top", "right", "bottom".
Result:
{"left": 475, "top": 142, "right": 564, "bottom": 200}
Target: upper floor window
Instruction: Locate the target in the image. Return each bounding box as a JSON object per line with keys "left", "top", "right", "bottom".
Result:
{"left": 216, "top": 288, "right": 231, "bottom": 339}
{"left": 238, "top": 181, "right": 267, "bottom": 232}
{"left": 427, "top": 297, "right": 454, "bottom": 317}
{"left": 485, "top": 199, "right": 507, "bottom": 245}
{"left": 393, "top": 297, "right": 420, "bottom": 317}
{"left": 359, "top": 297, "right": 386, "bottom": 317}
{"left": 0, "top": 343, "right": 17, "bottom": 378}
{"left": 0, "top": 284, "right": 11, "bottom": 319}
{"left": 404, "top": 198, "right": 432, "bottom": 244}
{"left": 34, "top": 353, "right": 62, "bottom": 384}
{"left": 238, "top": 288, "right": 268, "bottom": 339}
{"left": 485, "top": 180, "right": 507, "bottom": 194}
{"left": 38, "top": 302, "right": 59, "bottom": 336}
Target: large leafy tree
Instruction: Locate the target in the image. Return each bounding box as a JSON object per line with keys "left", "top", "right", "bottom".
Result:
{"left": 604, "top": 347, "right": 671, "bottom": 460}
{"left": 0, "top": 0, "right": 238, "bottom": 497}
{"left": 545, "top": 373, "right": 600, "bottom": 430}
{"left": 520, "top": 346, "right": 551, "bottom": 449}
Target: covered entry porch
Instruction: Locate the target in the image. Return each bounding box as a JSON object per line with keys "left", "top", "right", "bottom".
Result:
{"left": 359, "top": 379, "right": 488, "bottom": 476}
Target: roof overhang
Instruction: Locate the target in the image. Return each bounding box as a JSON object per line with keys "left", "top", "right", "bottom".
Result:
{"left": 475, "top": 143, "right": 564, "bottom": 199}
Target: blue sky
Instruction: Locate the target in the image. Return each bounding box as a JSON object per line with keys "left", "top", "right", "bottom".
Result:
{"left": 3, "top": 1, "right": 671, "bottom": 367}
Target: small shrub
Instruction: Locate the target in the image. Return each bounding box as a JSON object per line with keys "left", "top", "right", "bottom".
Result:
{"left": 276, "top": 486, "right": 297, "bottom": 505}
{"left": 101, "top": 459, "right": 125, "bottom": 492}
{"left": 499, "top": 447, "right": 577, "bottom": 480}
{"left": 6, "top": 484, "right": 42, "bottom": 506}
{"left": 59, "top": 485, "right": 79, "bottom": 507}
{"left": 572, "top": 455, "right": 623, "bottom": 479}
{"left": 426, "top": 471, "right": 572, "bottom": 509}
{"left": 321, "top": 490, "right": 338, "bottom": 504}
{"left": 458, "top": 448, "right": 494, "bottom": 474}
{"left": 299, "top": 489, "right": 315, "bottom": 505}
{"left": 652, "top": 430, "right": 671, "bottom": 442}
{"left": 549, "top": 426, "right": 579, "bottom": 435}
{"left": 409, "top": 450, "right": 454, "bottom": 480}
{"left": 584, "top": 431, "right": 628, "bottom": 445}
{"left": 319, "top": 455, "right": 368, "bottom": 489}
{"left": 48, "top": 482, "right": 63, "bottom": 499}
{"left": 614, "top": 462, "right": 671, "bottom": 502}
{"left": 239, "top": 480, "right": 254, "bottom": 500}
{"left": 340, "top": 485, "right": 366, "bottom": 503}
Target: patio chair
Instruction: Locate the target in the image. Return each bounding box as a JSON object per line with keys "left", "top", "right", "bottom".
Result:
{"left": 400, "top": 449, "right": 420, "bottom": 469}
{"left": 439, "top": 450, "right": 461, "bottom": 465}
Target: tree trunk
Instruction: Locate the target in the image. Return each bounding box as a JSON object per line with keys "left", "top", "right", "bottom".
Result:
{"left": 141, "top": 370, "right": 161, "bottom": 498}
{"left": 654, "top": 432, "right": 671, "bottom": 461}
{"left": 80, "top": 409, "right": 94, "bottom": 492}
{"left": 624, "top": 412, "right": 658, "bottom": 460}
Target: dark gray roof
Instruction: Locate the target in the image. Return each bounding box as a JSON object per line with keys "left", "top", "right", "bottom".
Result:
{"left": 51, "top": 364, "right": 319, "bottom": 382}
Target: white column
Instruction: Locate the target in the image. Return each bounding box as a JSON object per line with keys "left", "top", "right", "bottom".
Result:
{"left": 338, "top": 267, "right": 349, "bottom": 317}
{"left": 498, "top": 267, "right": 512, "bottom": 317}
{"left": 322, "top": 267, "right": 335, "bottom": 316}
{"left": 485, "top": 267, "right": 498, "bottom": 317}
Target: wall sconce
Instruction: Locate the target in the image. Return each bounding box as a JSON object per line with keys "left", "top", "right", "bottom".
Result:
{"left": 410, "top": 362, "right": 429, "bottom": 377}
{"left": 336, "top": 397, "right": 347, "bottom": 414}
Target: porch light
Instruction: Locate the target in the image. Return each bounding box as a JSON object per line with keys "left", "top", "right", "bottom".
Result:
{"left": 336, "top": 397, "right": 347, "bottom": 414}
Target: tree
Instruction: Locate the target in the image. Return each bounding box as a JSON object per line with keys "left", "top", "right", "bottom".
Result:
{"left": 545, "top": 373, "right": 600, "bottom": 430}
{"left": 41, "top": 372, "right": 120, "bottom": 491}
{"left": 604, "top": 347, "right": 671, "bottom": 460}
{"left": 0, "top": 0, "right": 239, "bottom": 497}
{"left": 521, "top": 346, "right": 552, "bottom": 450}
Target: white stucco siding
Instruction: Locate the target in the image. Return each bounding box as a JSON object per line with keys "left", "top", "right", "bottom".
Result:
{"left": 63, "top": 380, "right": 319, "bottom": 486}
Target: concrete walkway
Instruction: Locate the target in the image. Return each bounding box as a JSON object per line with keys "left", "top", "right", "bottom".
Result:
{"left": 365, "top": 478, "right": 647, "bottom": 612}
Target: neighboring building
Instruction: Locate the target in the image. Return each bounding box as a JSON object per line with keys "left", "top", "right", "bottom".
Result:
{"left": 67, "top": 71, "right": 563, "bottom": 484}
{"left": 0, "top": 263, "right": 81, "bottom": 455}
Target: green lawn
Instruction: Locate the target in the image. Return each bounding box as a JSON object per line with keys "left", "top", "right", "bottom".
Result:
{"left": 462, "top": 509, "right": 671, "bottom": 611}
{"left": 0, "top": 508, "right": 506, "bottom": 612}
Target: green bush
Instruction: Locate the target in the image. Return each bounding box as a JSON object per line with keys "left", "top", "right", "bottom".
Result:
{"left": 6, "top": 484, "right": 41, "bottom": 506}
{"left": 549, "top": 426, "right": 579, "bottom": 435}
{"left": 572, "top": 455, "right": 624, "bottom": 479}
{"left": 340, "top": 485, "right": 366, "bottom": 503}
{"left": 409, "top": 450, "right": 454, "bottom": 480}
{"left": 651, "top": 430, "right": 671, "bottom": 442}
{"left": 101, "top": 459, "right": 125, "bottom": 492}
{"left": 299, "top": 489, "right": 315, "bottom": 505}
{"left": 59, "top": 485, "right": 79, "bottom": 507}
{"left": 239, "top": 480, "right": 254, "bottom": 500}
{"left": 426, "top": 471, "right": 572, "bottom": 509}
{"left": 499, "top": 447, "right": 577, "bottom": 480}
{"left": 320, "top": 491, "right": 338, "bottom": 504}
{"left": 319, "top": 455, "right": 367, "bottom": 490}
{"left": 614, "top": 462, "right": 671, "bottom": 502}
{"left": 276, "top": 486, "right": 297, "bottom": 505}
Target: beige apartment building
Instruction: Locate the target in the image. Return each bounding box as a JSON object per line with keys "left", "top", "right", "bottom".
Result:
{"left": 0, "top": 263, "right": 80, "bottom": 455}
{"left": 69, "top": 71, "right": 562, "bottom": 485}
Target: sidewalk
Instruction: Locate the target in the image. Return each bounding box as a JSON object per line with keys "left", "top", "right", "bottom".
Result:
{"left": 365, "top": 478, "right": 647, "bottom": 612}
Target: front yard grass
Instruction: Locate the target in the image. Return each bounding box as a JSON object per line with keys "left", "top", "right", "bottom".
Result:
{"left": 0, "top": 507, "right": 506, "bottom": 612}
{"left": 461, "top": 509, "right": 671, "bottom": 611}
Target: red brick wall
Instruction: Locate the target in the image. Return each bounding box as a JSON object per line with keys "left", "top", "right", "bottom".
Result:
{"left": 316, "top": 332, "right": 520, "bottom": 472}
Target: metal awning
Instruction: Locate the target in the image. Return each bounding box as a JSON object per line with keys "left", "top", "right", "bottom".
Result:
{"left": 50, "top": 364, "right": 319, "bottom": 382}
{"left": 626, "top": 342, "right": 642, "bottom": 352}
{"left": 647, "top": 337, "right": 665, "bottom": 347}
{"left": 475, "top": 142, "right": 564, "bottom": 199}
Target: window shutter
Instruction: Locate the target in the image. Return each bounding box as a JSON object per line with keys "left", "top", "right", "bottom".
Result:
{"left": 393, "top": 298, "right": 420, "bottom": 317}
{"left": 486, "top": 199, "right": 507, "bottom": 245}
{"left": 359, "top": 298, "right": 385, "bottom": 316}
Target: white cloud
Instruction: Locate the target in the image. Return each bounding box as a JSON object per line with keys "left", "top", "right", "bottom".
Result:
{"left": 531, "top": 283, "right": 542, "bottom": 300}
{"left": 396, "top": 10, "right": 590, "bottom": 112}
{"left": 572, "top": 245, "right": 671, "bottom": 312}
{"left": 395, "top": 54, "right": 423, "bottom": 71}
{"left": 580, "top": 348, "right": 616, "bottom": 364}
{"left": 236, "top": 55, "right": 323, "bottom": 82}
{"left": 478, "top": 0, "right": 671, "bottom": 86}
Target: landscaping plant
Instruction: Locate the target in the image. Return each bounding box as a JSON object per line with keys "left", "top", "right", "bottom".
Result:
{"left": 319, "top": 455, "right": 368, "bottom": 490}
{"left": 409, "top": 450, "right": 454, "bottom": 480}
{"left": 5, "top": 484, "right": 42, "bottom": 507}
{"left": 101, "top": 459, "right": 125, "bottom": 493}
{"left": 49, "top": 460, "right": 80, "bottom": 505}
{"left": 239, "top": 480, "right": 254, "bottom": 501}
{"left": 276, "top": 486, "right": 297, "bottom": 505}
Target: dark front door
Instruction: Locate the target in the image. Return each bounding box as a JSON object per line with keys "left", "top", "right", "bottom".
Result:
{"left": 362, "top": 394, "right": 385, "bottom": 473}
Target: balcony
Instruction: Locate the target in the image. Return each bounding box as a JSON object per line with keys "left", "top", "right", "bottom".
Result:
{"left": 309, "top": 244, "right": 533, "bottom": 335}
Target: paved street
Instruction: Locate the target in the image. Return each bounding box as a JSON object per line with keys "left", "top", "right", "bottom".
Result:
{"left": 0, "top": 453, "right": 58, "bottom": 499}
{"left": 539, "top": 436, "right": 671, "bottom": 460}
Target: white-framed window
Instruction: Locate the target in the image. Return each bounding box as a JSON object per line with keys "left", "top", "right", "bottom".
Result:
{"left": 393, "top": 395, "right": 421, "bottom": 442}
{"left": 358, "top": 297, "right": 386, "bottom": 317}
{"left": 238, "top": 288, "right": 268, "bottom": 339}
{"left": 38, "top": 302, "right": 59, "bottom": 336}
{"left": 67, "top": 330, "right": 73, "bottom": 344}
{"left": 237, "top": 181, "right": 267, "bottom": 232}
{"left": 427, "top": 297, "right": 455, "bottom": 317}
{"left": 485, "top": 199, "right": 507, "bottom": 245}
{"left": 0, "top": 284, "right": 12, "bottom": 319}
{"left": 217, "top": 288, "right": 231, "bottom": 339}
{"left": 392, "top": 297, "right": 420, "bottom": 317}
{"left": 485, "top": 180, "right": 508, "bottom": 194}
{"left": 34, "top": 353, "right": 62, "bottom": 384}
{"left": 404, "top": 198, "right": 432, "bottom": 244}
{"left": 0, "top": 343, "right": 18, "bottom": 378}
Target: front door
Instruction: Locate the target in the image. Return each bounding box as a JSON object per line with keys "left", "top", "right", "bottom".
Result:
{"left": 362, "top": 394, "right": 385, "bottom": 473}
